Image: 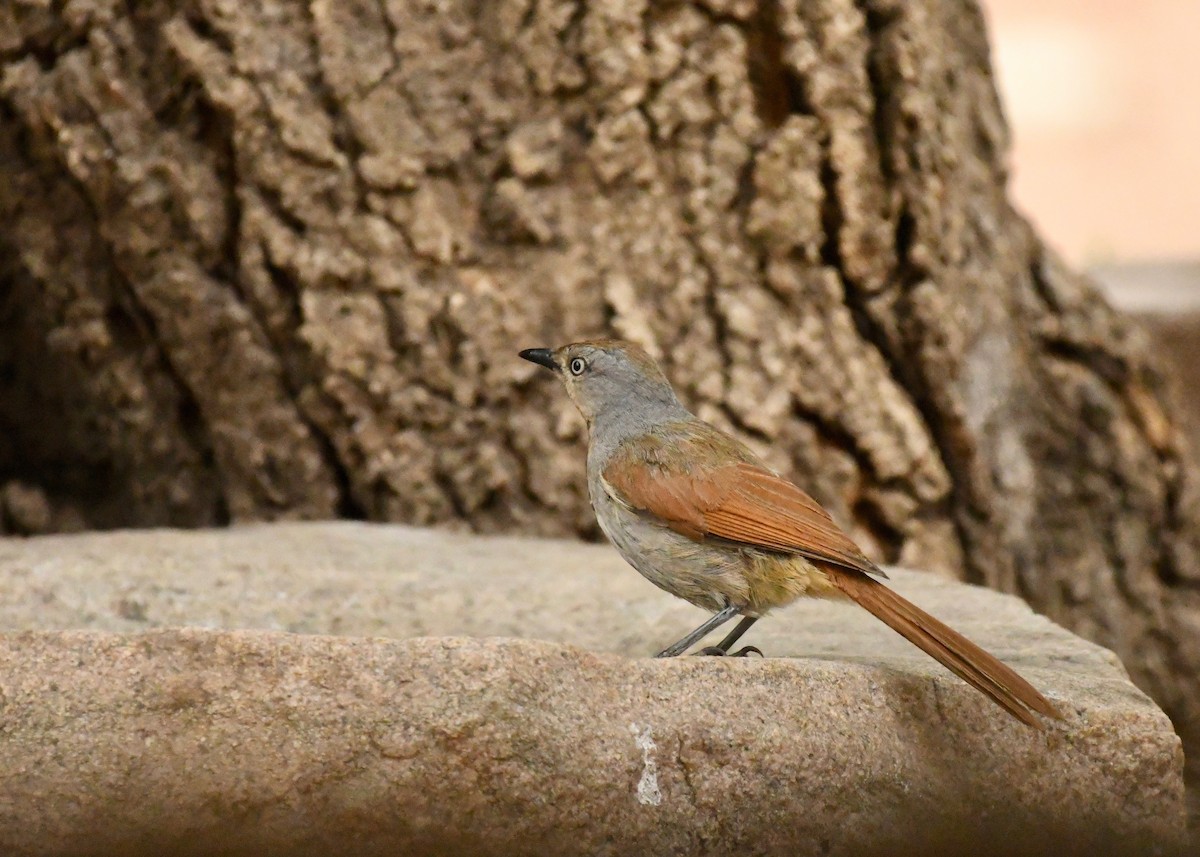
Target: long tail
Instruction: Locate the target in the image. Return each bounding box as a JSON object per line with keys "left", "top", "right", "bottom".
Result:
{"left": 828, "top": 568, "right": 1062, "bottom": 728}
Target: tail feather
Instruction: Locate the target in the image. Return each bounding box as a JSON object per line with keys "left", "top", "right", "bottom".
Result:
{"left": 828, "top": 569, "right": 1062, "bottom": 728}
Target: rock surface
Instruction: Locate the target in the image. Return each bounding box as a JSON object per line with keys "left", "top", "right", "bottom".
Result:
{"left": 0, "top": 523, "right": 1186, "bottom": 856}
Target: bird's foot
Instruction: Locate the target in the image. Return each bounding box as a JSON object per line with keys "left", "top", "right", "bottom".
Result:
{"left": 692, "top": 645, "right": 764, "bottom": 658}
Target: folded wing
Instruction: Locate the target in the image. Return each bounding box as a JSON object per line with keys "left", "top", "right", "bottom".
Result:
{"left": 601, "top": 432, "right": 885, "bottom": 577}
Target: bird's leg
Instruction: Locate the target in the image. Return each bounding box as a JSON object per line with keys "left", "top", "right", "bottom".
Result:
{"left": 693, "top": 616, "right": 762, "bottom": 657}
{"left": 654, "top": 604, "right": 741, "bottom": 657}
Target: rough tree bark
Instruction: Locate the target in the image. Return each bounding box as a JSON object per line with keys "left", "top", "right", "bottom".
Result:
{"left": 2, "top": 0, "right": 1199, "bottom": 750}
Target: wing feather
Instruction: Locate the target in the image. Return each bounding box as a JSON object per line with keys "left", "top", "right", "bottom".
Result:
{"left": 602, "top": 433, "right": 884, "bottom": 577}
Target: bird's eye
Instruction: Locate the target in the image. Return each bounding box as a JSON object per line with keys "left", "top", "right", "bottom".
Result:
{"left": 569, "top": 357, "right": 587, "bottom": 376}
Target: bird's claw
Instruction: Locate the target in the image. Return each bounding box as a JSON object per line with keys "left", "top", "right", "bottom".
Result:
{"left": 692, "top": 645, "right": 764, "bottom": 658}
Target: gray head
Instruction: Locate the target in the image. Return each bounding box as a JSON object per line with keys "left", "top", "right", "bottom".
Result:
{"left": 519, "top": 339, "right": 684, "bottom": 425}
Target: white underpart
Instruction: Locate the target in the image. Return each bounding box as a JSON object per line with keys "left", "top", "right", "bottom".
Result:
{"left": 630, "top": 723, "right": 662, "bottom": 806}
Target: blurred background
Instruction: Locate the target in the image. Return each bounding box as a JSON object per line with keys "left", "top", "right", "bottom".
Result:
{"left": 987, "top": 0, "right": 1199, "bottom": 288}
{"left": 986, "top": 0, "right": 1200, "bottom": 444}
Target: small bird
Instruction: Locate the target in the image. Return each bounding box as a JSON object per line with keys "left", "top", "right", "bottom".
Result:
{"left": 520, "top": 338, "right": 1062, "bottom": 728}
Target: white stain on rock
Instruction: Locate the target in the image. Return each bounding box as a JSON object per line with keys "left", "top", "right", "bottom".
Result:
{"left": 630, "top": 723, "right": 662, "bottom": 806}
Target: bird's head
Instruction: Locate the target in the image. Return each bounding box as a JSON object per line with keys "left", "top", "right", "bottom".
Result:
{"left": 519, "top": 339, "right": 681, "bottom": 425}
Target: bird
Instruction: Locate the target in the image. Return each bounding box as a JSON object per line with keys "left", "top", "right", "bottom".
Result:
{"left": 519, "top": 338, "right": 1062, "bottom": 728}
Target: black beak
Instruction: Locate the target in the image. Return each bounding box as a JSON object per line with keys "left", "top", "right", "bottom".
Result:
{"left": 519, "top": 348, "right": 559, "bottom": 371}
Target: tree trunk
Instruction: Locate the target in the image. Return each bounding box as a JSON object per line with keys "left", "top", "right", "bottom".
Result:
{"left": 2, "top": 0, "right": 1198, "bottom": 750}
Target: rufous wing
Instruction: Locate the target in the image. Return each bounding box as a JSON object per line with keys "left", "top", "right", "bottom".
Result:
{"left": 600, "top": 431, "right": 885, "bottom": 577}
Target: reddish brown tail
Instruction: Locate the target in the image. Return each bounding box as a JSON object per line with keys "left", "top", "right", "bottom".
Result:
{"left": 829, "top": 569, "right": 1062, "bottom": 728}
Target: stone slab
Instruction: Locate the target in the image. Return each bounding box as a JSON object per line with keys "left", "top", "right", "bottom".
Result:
{"left": 0, "top": 523, "right": 1186, "bottom": 856}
